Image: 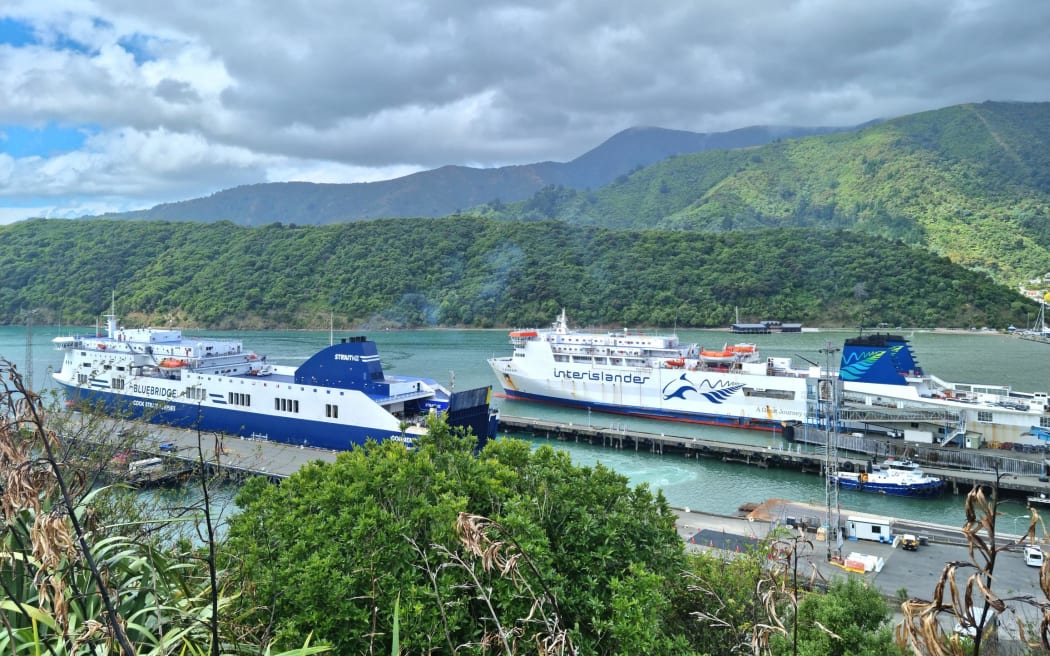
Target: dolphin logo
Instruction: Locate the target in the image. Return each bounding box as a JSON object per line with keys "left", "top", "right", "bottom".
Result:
{"left": 662, "top": 374, "right": 743, "bottom": 404}
{"left": 662, "top": 374, "right": 697, "bottom": 400}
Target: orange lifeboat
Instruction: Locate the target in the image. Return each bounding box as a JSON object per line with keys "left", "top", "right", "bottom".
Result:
{"left": 509, "top": 330, "right": 539, "bottom": 338}
{"left": 158, "top": 358, "right": 188, "bottom": 368}
{"left": 699, "top": 346, "right": 736, "bottom": 363}
{"left": 728, "top": 343, "right": 757, "bottom": 354}
{"left": 665, "top": 357, "right": 685, "bottom": 368}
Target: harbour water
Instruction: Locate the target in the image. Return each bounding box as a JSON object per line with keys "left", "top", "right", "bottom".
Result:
{"left": 6, "top": 323, "right": 1048, "bottom": 529}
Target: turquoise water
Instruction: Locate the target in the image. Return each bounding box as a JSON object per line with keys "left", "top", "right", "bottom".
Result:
{"left": 6, "top": 324, "right": 1046, "bottom": 528}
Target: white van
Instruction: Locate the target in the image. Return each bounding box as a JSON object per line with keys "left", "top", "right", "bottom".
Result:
{"left": 1024, "top": 545, "right": 1044, "bottom": 567}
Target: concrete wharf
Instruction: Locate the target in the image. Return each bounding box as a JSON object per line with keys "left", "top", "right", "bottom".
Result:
{"left": 496, "top": 415, "right": 1050, "bottom": 501}
{"left": 113, "top": 414, "right": 1050, "bottom": 504}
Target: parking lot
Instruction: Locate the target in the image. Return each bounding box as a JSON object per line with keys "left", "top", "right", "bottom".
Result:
{"left": 674, "top": 504, "right": 1050, "bottom": 648}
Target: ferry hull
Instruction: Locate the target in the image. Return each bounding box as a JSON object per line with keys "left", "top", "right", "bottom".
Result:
{"left": 832, "top": 476, "right": 944, "bottom": 498}
{"left": 59, "top": 383, "right": 407, "bottom": 451}
{"left": 499, "top": 388, "right": 792, "bottom": 431}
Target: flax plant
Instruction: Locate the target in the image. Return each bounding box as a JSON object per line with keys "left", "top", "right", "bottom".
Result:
{"left": 896, "top": 475, "right": 1050, "bottom": 655}
{"left": 451, "top": 512, "right": 575, "bottom": 655}
{"left": 0, "top": 359, "right": 327, "bottom": 655}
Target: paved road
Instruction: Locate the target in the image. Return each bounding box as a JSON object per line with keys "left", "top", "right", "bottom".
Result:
{"left": 672, "top": 504, "right": 1048, "bottom": 646}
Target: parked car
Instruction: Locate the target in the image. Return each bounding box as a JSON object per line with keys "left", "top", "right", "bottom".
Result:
{"left": 1024, "top": 545, "right": 1044, "bottom": 567}
{"left": 158, "top": 441, "right": 177, "bottom": 452}
{"left": 900, "top": 534, "right": 919, "bottom": 551}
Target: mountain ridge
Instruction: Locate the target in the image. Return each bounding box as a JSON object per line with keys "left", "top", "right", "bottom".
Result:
{"left": 96, "top": 123, "right": 854, "bottom": 225}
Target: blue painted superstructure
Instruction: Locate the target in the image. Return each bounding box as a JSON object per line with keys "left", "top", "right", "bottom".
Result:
{"left": 839, "top": 333, "right": 924, "bottom": 386}
{"left": 53, "top": 314, "right": 496, "bottom": 451}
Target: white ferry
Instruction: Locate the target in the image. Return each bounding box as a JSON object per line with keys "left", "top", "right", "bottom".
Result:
{"left": 53, "top": 313, "right": 497, "bottom": 451}
{"left": 488, "top": 309, "right": 813, "bottom": 430}
{"left": 488, "top": 310, "right": 1050, "bottom": 447}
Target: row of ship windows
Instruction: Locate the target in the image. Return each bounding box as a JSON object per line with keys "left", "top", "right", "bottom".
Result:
{"left": 555, "top": 355, "right": 648, "bottom": 365}
{"left": 82, "top": 375, "right": 341, "bottom": 418}
{"left": 266, "top": 396, "right": 336, "bottom": 417}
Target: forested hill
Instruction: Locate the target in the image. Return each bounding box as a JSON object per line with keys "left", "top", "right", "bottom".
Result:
{"left": 485, "top": 101, "right": 1050, "bottom": 286}
{"left": 94, "top": 124, "right": 849, "bottom": 226}
{"left": 89, "top": 102, "right": 1050, "bottom": 288}
{"left": 0, "top": 217, "right": 1034, "bottom": 330}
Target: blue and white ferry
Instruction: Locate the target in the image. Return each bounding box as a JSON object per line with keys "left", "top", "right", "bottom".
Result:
{"left": 53, "top": 313, "right": 496, "bottom": 451}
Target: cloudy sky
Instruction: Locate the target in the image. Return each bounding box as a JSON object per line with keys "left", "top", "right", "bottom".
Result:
{"left": 0, "top": 1, "right": 1047, "bottom": 224}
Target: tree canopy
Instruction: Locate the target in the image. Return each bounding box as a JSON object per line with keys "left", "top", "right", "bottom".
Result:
{"left": 223, "top": 417, "right": 686, "bottom": 654}
{"left": 0, "top": 216, "right": 1035, "bottom": 330}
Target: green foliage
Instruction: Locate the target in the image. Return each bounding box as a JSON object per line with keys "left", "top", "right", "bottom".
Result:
{"left": 769, "top": 577, "right": 902, "bottom": 656}
{"left": 670, "top": 547, "right": 775, "bottom": 655}
{"left": 0, "top": 362, "right": 330, "bottom": 655}
{"left": 0, "top": 216, "right": 1035, "bottom": 330}
{"left": 223, "top": 416, "right": 686, "bottom": 655}
{"left": 491, "top": 101, "right": 1050, "bottom": 286}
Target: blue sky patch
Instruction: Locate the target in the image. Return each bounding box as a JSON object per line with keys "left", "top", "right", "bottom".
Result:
{"left": 0, "top": 17, "right": 37, "bottom": 47}
{"left": 118, "top": 32, "right": 158, "bottom": 64}
{"left": 0, "top": 124, "right": 92, "bottom": 158}
{"left": 0, "top": 15, "right": 101, "bottom": 55}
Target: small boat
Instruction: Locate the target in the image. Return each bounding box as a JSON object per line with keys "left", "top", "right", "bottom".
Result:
{"left": 831, "top": 458, "right": 943, "bottom": 498}
{"left": 1027, "top": 493, "right": 1050, "bottom": 508}
{"left": 158, "top": 358, "right": 188, "bottom": 368}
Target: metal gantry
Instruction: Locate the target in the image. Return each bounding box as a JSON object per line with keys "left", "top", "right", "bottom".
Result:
{"left": 819, "top": 342, "right": 842, "bottom": 561}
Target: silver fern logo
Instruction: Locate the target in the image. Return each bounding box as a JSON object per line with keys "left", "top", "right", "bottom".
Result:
{"left": 661, "top": 374, "right": 743, "bottom": 403}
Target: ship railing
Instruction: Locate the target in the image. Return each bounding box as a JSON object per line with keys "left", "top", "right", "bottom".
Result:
{"left": 839, "top": 407, "right": 961, "bottom": 424}
{"left": 189, "top": 352, "right": 261, "bottom": 368}
{"left": 375, "top": 389, "right": 438, "bottom": 404}
{"left": 795, "top": 432, "right": 1044, "bottom": 477}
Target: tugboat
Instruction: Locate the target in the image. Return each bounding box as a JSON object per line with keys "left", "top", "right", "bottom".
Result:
{"left": 831, "top": 459, "right": 944, "bottom": 498}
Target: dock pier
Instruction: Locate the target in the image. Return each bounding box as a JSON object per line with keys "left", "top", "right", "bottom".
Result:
{"left": 99, "top": 414, "right": 1050, "bottom": 503}
{"left": 496, "top": 415, "right": 1050, "bottom": 501}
